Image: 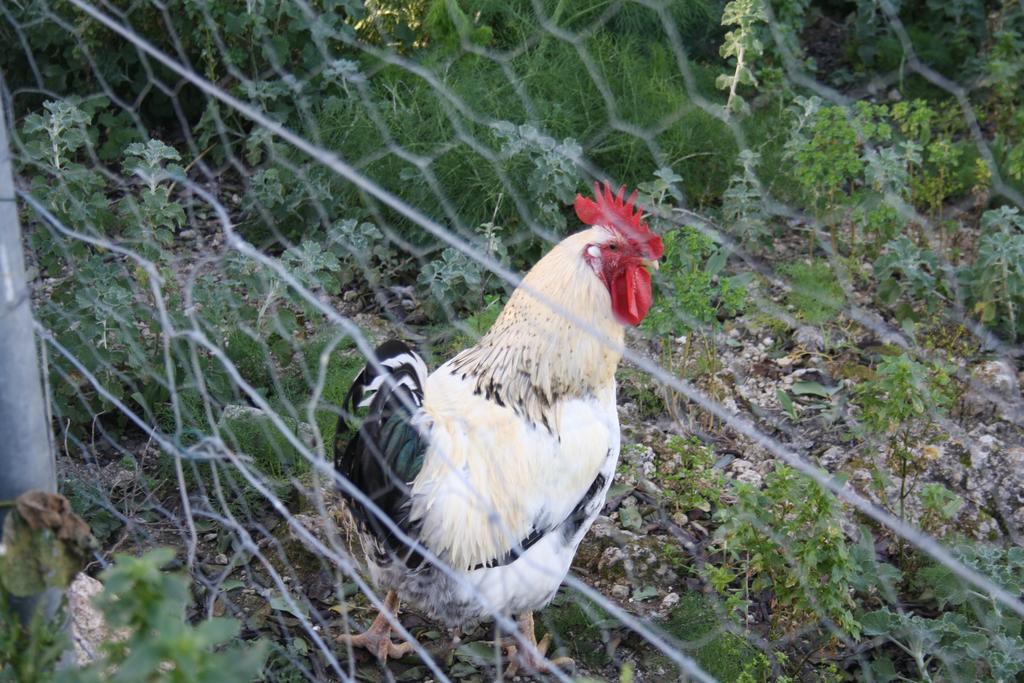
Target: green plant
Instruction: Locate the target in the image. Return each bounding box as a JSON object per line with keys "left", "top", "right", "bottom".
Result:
{"left": 282, "top": 240, "right": 345, "bottom": 296}
{"left": 853, "top": 203, "right": 903, "bottom": 257}
{"left": 918, "top": 482, "right": 964, "bottom": 536}
{"left": 325, "top": 219, "right": 398, "bottom": 288}
{"left": 20, "top": 99, "right": 113, "bottom": 268}
{"left": 780, "top": 260, "right": 845, "bottom": 325}
{"left": 423, "top": 0, "right": 493, "bottom": 51}
{"left": 962, "top": 206, "right": 1024, "bottom": 340}
{"left": 717, "top": 0, "right": 768, "bottom": 115}
{"left": 644, "top": 225, "right": 747, "bottom": 338}
{"left": 491, "top": 121, "right": 582, "bottom": 233}
{"left": 790, "top": 105, "right": 863, "bottom": 215}
{"left": 706, "top": 464, "right": 861, "bottom": 637}
{"left": 119, "top": 139, "right": 186, "bottom": 257}
{"left": 722, "top": 149, "right": 769, "bottom": 246}
{"left": 418, "top": 246, "right": 488, "bottom": 317}
{"left": 852, "top": 352, "right": 955, "bottom": 561}
{"left": 657, "top": 436, "right": 726, "bottom": 514}
{"left": 874, "top": 235, "right": 946, "bottom": 320}
{"left": 862, "top": 544, "right": 1024, "bottom": 682}
{"left": 0, "top": 592, "right": 66, "bottom": 683}
{"left": 642, "top": 224, "right": 746, "bottom": 422}
{"left": 62, "top": 548, "right": 267, "bottom": 683}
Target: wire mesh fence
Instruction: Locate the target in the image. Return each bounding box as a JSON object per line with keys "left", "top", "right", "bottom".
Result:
{"left": 2, "top": 0, "right": 1024, "bottom": 681}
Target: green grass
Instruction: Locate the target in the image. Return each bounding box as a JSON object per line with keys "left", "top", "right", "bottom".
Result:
{"left": 274, "top": 331, "right": 368, "bottom": 459}
{"left": 314, "top": 32, "right": 757, "bottom": 241}
{"left": 219, "top": 409, "right": 312, "bottom": 479}
{"left": 781, "top": 260, "right": 846, "bottom": 326}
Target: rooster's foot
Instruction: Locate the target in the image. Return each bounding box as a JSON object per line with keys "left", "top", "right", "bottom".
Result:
{"left": 502, "top": 613, "right": 576, "bottom": 678}
{"left": 336, "top": 590, "right": 413, "bottom": 663}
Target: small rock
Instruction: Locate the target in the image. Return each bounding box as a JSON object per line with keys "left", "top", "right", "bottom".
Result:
{"left": 794, "top": 325, "right": 824, "bottom": 352}
{"left": 661, "top": 592, "right": 680, "bottom": 610}
{"left": 214, "top": 553, "right": 228, "bottom": 565}
{"left": 69, "top": 573, "right": 121, "bottom": 665}
{"left": 969, "top": 434, "right": 998, "bottom": 469}
{"left": 726, "top": 458, "right": 763, "bottom": 487}
{"left": 818, "top": 445, "right": 849, "bottom": 472}
{"left": 598, "top": 546, "right": 625, "bottom": 573}
{"left": 610, "top": 584, "right": 630, "bottom": 600}
{"left": 962, "top": 359, "right": 1021, "bottom": 420}
{"left": 342, "top": 290, "right": 359, "bottom": 302}
{"left": 178, "top": 229, "right": 197, "bottom": 239}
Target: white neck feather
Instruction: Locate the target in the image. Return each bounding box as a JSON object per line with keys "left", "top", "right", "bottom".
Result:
{"left": 448, "top": 229, "right": 624, "bottom": 431}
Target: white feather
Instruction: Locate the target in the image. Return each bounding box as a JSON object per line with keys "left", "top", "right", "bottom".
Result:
{"left": 409, "top": 365, "right": 619, "bottom": 573}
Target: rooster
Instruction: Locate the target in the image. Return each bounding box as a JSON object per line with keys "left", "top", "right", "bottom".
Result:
{"left": 334, "top": 182, "right": 663, "bottom": 672}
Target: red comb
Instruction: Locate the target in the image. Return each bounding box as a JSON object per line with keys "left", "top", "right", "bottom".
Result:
{"left": 574, "top": 182, "right": 664, "bottom": 259}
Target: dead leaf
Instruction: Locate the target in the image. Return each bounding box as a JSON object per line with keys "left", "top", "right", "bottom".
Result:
{"left": 0, "top": 490, "right": 97, "bottom": 597}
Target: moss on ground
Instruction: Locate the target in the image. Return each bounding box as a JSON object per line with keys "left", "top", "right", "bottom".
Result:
{"left": 539, "top": 594, "right": 618, "bottom": 669}
{"left": 659, "top": 593, "right": 769, "bottom": 681}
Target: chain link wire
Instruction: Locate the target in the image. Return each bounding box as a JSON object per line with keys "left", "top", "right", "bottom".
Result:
{"left": 3, "top": 0, "right": 1024, "bottom": 680}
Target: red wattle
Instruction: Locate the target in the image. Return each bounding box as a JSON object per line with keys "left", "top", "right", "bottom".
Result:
{"left": 610, "top": 264, "right": 652, "bottom": 326}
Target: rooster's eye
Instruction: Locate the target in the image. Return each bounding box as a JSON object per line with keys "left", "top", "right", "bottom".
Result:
{"left": 608, "top": 243, "right": 618, "bottom": 251}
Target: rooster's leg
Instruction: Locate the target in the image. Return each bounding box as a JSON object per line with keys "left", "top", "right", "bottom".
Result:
{"left": 336, "top": 590, "right": 413, "bottom": 662}
{"left": 503, "top": 611, "right": 575, "bottom": 677}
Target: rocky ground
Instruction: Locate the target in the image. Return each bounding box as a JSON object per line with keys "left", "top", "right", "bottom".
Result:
{"left": 58, "top": 276, "right": 1024, "bottom": 681}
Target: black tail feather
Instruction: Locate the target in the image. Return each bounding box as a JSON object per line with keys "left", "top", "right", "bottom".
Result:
{"left": 334, "top": 340, "right": 430, "bottom": 566}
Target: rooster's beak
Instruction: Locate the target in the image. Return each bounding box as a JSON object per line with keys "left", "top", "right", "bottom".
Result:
{"left": 642, "top": 258, "right": 659, "bottom": 272}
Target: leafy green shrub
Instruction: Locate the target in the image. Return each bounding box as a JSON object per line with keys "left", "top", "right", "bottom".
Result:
{"left": 853, "top": 203, "right": 903, "bottom": 257}
{"left": 874, "top": 235, "right": 946, "bottom": 320}
{"left": 862, "top": 544, "right": 1024, "bottom": 682}
{"left": 63, "top": 549, "right": 267, "bottom": 683}
{"left": 325, "top": 219, "right": 398, "bottom": 288}
{"left": 706, "top": 464, "right": 861, "bottom": 637}
{"left": 491, "top": 122, "right": 582, "bottom": 233}
{"left": 644, "top": 225, "right": 748, "bottom": 338}
{"left": 721, "top": 150, "right": 769, "bottom": 246}
{"left": 119, "top": 139, "right": 186, "bottom": 257}
{"left": 1, "top": 1, "right": 370, "bottom": 124}
{"left": 790, "top": 104, "right": 864, "bottom": 213}
{"left": 918, "top": 482, "right": 965, "bottom": 536}
{"left": 717, "top": 0, "right": 768, "bottom": 115}
{"left": 852, "top": 352, "right": 956, "bottom": 550}
{"left": 658, "top": 436, "right": 726, "bottom": 515}
{"left": 419, "top": 247, "right": 490, "bottom": 318}
{"left": 2, "top": 549, "right": 266, "bottom": 683}
{"left": 961, "top": 206, "right": 1024, "bottom": 340}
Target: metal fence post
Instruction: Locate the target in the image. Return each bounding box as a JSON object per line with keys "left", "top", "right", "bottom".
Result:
{"left": 0, "top": 91, "right": 58, "bottom": 619}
